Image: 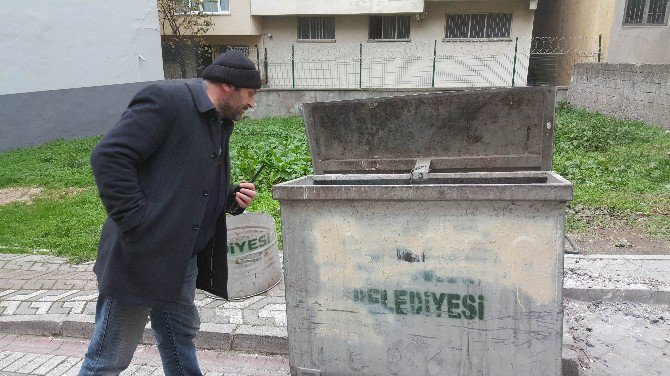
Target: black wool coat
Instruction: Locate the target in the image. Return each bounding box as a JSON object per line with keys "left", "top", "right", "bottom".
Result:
{"left": 91, "top": 79, "right": 241, "bottom": 308}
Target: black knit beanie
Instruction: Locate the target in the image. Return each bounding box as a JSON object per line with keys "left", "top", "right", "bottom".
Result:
{"left": 202, "top": 50, "right": 261, "bottom": 89}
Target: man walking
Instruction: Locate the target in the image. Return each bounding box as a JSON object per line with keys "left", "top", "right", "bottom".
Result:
{"left": 79, "top": 50, "right": 261, "bottom": 375}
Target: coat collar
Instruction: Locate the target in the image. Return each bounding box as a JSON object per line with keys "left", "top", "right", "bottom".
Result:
{"left": 185, "top": 79, "right": 216, "bottom": 114}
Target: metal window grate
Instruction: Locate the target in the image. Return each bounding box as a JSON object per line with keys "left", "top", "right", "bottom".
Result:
{"left": 445, "top": 14, "right": 469, "bottom": 38}
{"left": 469, "top": 14, "right": 486, "bottom": 38}
{"left": 486, "top": 14, "right": 512, "bottom": 38}
{"left": 625, "top": 0, "right": 646, "bottom": 23}
{"left": 625, "top": 0, "right": 668, "bottom": 24}
{"left": 446, "top": 13, "right": 512, "bottom": 39}
{"left": 298, "top": 17, "right": 335, "bottom": 40}
{"left": 647, "top": 0, "right": 669, "bottom": 23}
{"left": 369, "top": 15, "right": 410, "bottom": 40}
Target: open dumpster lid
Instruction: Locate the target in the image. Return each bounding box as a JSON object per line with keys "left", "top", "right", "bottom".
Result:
{"left": 301, "top": 86, "right": 556, "bottom": 174}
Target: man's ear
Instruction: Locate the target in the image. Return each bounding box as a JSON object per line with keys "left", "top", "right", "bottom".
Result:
{"left": 220, "top": 83, "right": 235, "bottom": 93}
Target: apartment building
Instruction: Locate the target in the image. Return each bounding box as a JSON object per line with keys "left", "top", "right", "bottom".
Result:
{"left": 162, "top": 0, "right": 541, "bottom": 88}
{"left": 532, "top": 0, "right": 669, "bottom": 84}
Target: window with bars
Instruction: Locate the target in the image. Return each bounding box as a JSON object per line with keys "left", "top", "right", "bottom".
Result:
{"left": 445, "top": 13, "right": 512, "bottom": 39}
{"left": 624, "top": 0, "right": 669, "bottom": 24}
{"left": 298, "top": 17, "right": 335, "bottom": 40}
{"left": 369, "top": 15, "right": 411, "bottom": 41}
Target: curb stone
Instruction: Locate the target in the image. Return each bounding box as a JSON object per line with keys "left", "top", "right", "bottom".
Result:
{"left": 0, "top": 317, "right": 288, "bottom": 355}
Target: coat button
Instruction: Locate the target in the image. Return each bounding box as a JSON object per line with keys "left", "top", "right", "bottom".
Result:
{"left": 202, "top": 189, "right": 208, "bottom": 197}
{"left": 192, "top": 224, "right": 199, "bottom": 231}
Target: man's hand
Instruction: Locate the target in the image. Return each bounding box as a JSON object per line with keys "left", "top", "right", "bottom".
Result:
{"left": 234, "top": 182, "right": 257, "bottom": 209}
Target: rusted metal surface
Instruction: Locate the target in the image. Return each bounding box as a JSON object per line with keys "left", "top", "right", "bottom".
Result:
{"left": 302, "top": 86, "right": 556, "bottom": 174}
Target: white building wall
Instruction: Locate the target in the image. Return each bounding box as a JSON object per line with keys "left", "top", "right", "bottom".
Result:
{"left": 251, "top": 0, "right": 424, "bottom": 15}
{"left": 606, "top": 0, "right": 670, "bottom": 64}
{"left": 0, "top": 0, "right": 164, "bottom": 95}
{"left": 259, "top": 0, "right": 534, "bottom": 88}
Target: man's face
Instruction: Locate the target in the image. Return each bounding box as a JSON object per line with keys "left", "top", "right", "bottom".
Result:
{"left": 219, "top": 85, "right": 257, "bottom": 121}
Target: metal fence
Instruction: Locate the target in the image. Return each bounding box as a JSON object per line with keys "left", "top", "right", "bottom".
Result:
{"left": 527, "top": 35, "right": 602, "bottom": 86}
{"left": 162, "top": 36, "right": 601, "bottom": 88}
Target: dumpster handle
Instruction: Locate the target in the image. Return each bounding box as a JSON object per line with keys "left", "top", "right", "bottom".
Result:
{"left": 410, "top": 158, "right": 432, "bottom": 183}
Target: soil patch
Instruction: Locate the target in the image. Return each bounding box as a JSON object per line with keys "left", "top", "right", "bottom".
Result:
{"left": 569, "top": 227, "right": 670, "bottom": 255}
{"left": 46, "top": 187, "right": 85, "bottom": 199}
{"left": 0, "top": 187, "right": 43, "bottom": 206}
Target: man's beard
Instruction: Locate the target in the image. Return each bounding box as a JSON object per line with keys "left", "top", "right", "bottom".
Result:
{"left": 219, "top": 100, "right": 244, "bottom": 120}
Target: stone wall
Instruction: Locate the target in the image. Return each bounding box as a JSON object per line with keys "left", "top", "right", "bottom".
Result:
{"left": 0, "top": 82, "right": 452, "bottom": 152}
{"left": 567, "top": 63, "right": 670, "bottom": 130}
{"left": 0, "top": 81, "right": 166, "bottom": 152}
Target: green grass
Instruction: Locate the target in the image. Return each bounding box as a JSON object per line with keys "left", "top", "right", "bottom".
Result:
{"left": 0, "top": 108, "right": 668, "bottom": 261}
{"left": 553, "top": 102, "right": 670, "bottom": 236}
{"left": 0, "top": 137, "right": 106, "bottom": 262}
{"left": 0, "top": 189, "right": 104, "bottom": 262}
{"left": 0, "top": 137, "right": 99, "bottom": 189}
{"left": 0, "top": 116, "right": 311, "bottom": 261}
{"left": 229, "top": 116, "right": 312, "bottom": 238}
{"left": 229, "top": 116, "right": 312, "bottom": 191}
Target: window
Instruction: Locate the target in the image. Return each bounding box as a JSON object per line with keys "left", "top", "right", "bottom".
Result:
{"left": 180, "top": 0, "right": 229, "bottom": 14}
{"left": 369, "top": 15, "right": 411, "bottom": 41}
{"left": 298, "top": 17, "right": 335, "bottom": 40}
{"left": 445, "top": 13, "right": 512, "bottom": 39}
{"left": 624, "top": 0, "right": 669, "bottom": 24}
{"left": 203, "top": 0, "right": 229, "bottom": 13}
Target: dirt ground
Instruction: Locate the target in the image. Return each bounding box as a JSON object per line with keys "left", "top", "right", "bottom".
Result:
{"left": 569, "top": 227, "right": 670, "bottom": 255}
{"left": 0, "top": 187, "right": 43, "bottom": 206}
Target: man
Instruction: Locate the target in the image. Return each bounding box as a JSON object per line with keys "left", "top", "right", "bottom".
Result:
{"left": 79, "top": 50, "right": 260, "bottom": 375}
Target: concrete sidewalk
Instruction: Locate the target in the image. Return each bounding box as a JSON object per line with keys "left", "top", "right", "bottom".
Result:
{"left": 0, "top": 253, "right": 668, "bottom": 375}
{"left": 0, "top": 254, "right": 287, "bottom": 355}
{"left": 562, "top": 254, "right": 669, "bottom": 375}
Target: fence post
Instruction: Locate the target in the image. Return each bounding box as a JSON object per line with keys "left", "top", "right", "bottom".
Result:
{"left": 597, "top": 34, "right": 602, "bottom": 62}
{"left": 291, "top": 44, "right": 296, "bottom": 89}
{"left": 255, "top": 45, "right": 260, "bottom": 70}
{"left": 359, "top": 43, "right": 363, "bottom": 89}
{"left": 431, "top": 40, "right": 437, "bottom": 88}
{"left": 263, "top": 48, "right": 268, "bottom": 84}
{"left": 511, "top": 37, "right": 519, "bottom": 87}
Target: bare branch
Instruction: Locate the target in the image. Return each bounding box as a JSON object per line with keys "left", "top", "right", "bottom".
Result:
{"left": 157, "top": 0, "right": 213, "bottom": 39}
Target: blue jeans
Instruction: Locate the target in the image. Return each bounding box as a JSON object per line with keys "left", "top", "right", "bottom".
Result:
{"left": 79, "top": 254, "right": 202, "bottom": 376}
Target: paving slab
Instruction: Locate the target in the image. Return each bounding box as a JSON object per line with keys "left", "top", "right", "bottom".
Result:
{"left": 0, "top": 254, "right": 287, "bottom": 354}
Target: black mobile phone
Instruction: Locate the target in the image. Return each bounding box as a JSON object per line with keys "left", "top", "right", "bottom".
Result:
{"left": 230, "top": 163, "right": 265, "bottom": 211}
{"left": 248, "top": 163, "right": 266, "bottom": 184}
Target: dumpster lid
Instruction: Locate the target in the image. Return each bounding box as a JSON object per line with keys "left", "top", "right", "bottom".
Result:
{"left": 302, "top": 86, "right": 556, "bottom": 174}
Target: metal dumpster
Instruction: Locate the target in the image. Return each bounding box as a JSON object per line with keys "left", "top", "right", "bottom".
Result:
{"left": 272, "top": 87, "right": 573, "bottom": 376}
